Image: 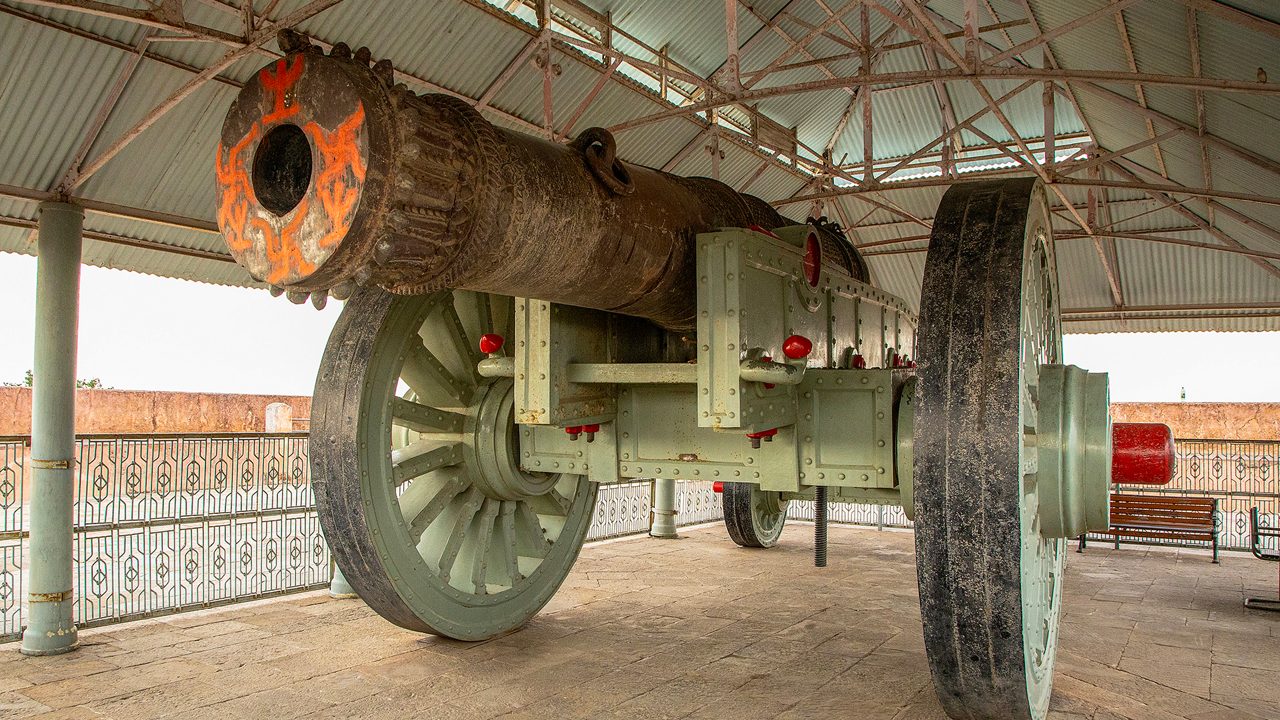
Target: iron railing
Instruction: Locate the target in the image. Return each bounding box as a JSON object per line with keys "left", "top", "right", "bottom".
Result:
{"left": 73, "top": 433, "right": 328, "bottom": 628}
{"left": 1, "top": 435, "right": 1275, "bottom": 643}
{"left": 1105, "top": 439, "right": 1279, "bottom": 551}
{"left": 0, "top": 437, "right": 24, "bottom": 642}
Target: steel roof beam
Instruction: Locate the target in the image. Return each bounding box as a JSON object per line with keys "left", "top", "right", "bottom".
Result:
{"left": 12, "top": 0, "right": 248, "bottom": 45}
{"left": 65, "top": 0, "right": 347, "bottom": 190}
{"left": 987, "top": 0, "right": 1148, "bottom": 66}
{"left": 0, "top": 215, "right": 236, "bottom": 264}
{"left": 1071, "top": 83, "right": 1280, "bottom": 180}
{"left": 1106, "top": 159, "right": 1280, "bottom": 279}
{"left": 608, "top": 66, "right": 1280, "bottom": 134}
{"left": 1186, "top": 5, "right": 1212, "bottom": 218}
{"left": 1185, "top": 0, "right": 1280, "bottom": 40}
{"left": 0, "top": 5, "right": 243, "bottom": 90}
{"left": 0, "top": 182, "right": 220, "bottom": 235}
{"left": 1110, "top": 156, "right": 1280, "bottom": 252}
{"left": 1112, "top": 4, "right": 1168, "bottom": 178}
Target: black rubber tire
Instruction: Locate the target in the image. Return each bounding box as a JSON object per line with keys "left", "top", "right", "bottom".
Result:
{"left": 913, "top": 178, "right": 1063, "bottom": 720}
{"left": 722, "top": 482, "right": 788, "bottom": 548}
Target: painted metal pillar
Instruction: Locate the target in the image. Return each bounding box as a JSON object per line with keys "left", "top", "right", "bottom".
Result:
{"left": 21, "top": 201, "right": 83, "bottom": 656}
{"left": 329, "top": 564, "right": 356, "bottom": 599}
{"left": 650, "top": 478, "right": 678, "bottom": 538}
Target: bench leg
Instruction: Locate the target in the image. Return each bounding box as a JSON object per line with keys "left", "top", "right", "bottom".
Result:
{"left": 1212, "top": 534, "right": 1219, "bottom": 564}
{"left": 1077, "top": 534, "right": 1085, "bottom": 553}
{"left": 1114, "top": 533, "right": 1120, "bottom": 550}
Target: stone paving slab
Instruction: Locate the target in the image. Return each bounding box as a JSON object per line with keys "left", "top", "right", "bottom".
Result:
{"left": 2, "top": 524, "right": 1277, "bottom": 720}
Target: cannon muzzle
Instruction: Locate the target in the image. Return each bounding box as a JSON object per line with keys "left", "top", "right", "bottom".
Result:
{"left": 216, "top": 32, "right": 861, "bottom": 329}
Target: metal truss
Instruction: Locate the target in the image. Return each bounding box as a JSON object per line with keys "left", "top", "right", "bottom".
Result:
{"left": 1, "top": 0, "right": 1278, "bottom": 319}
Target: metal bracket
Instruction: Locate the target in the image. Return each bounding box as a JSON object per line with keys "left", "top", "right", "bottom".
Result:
{"left": 28, "top": 589, "right": 72, "bottom": 603}
{"left": 513, "top": 298, "right": 616, "bottom": 426}
{"left": 31, "top": 458, "right": 71, "bottom": 470}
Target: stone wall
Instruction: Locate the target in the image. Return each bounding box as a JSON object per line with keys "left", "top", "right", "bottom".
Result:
{"left": 0, "top": 387, "right": 1274, "bottom": 441}
{"left": 1110, "top": 402, "right": 1280, "bottom": 441}
{"left": 0, "top": 387, "right": 312, "bottom": 435}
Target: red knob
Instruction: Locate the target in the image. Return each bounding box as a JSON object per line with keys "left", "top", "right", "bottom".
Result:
{"left": 479, "top": 333, "right": 504, "bottom": 354}
{"left": 782, "top": 335, "right": 812, "bottom": 360}
{"left": 851, "top": 354, "right": 866, "bottom": 369}
{"left": 712, "top": 481, "right": 724, "bottom": 493}
{"left": 1112, "top": 423, "right": 1175, "bottom": 485}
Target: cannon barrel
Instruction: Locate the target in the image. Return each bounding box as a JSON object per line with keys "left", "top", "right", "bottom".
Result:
{"left": 216, "top": 33, "right": 860, "bottom": 330}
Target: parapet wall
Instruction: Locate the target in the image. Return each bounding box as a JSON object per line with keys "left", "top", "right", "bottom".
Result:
{"left": 1109, "top": 402, "right": 1280, "bottom": 442}
{"left": 0, "top": 387, "right": 312, "bottom": 435}
{"left": 0, "top": 387, "right": 1274, "bottom": 440}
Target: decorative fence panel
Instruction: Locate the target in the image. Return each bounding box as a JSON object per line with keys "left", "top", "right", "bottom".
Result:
{"left": 2, "top": 436, "right": 1276, "bottom": 642}
{"left": 788, "top": 500, "right": 912, "bottom": 529}
{"left": 73, "top": 434, "right": 328, "bottom": 628}
{"left": 1105, "top": 439, "right": 1279, "bottom": 552}
{"left": 1, "top": 437, "right": 24, "bottom": 642}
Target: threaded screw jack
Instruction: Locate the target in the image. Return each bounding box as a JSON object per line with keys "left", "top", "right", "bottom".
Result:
{"left": 815, "top": 486, "right": 828, "bottom": 567}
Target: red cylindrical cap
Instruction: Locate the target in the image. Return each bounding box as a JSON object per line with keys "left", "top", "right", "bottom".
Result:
{"left": 783, "top": 334, "right": 813, "bottom": 359}
{"left": 712, "top": 481, "right": 724, "bottom": 493}
{"left": 479, "top": 333, "right": 504, "bottom": 354}
{"left": 1112, "top": 422, "right": 1175, "bottom": 485}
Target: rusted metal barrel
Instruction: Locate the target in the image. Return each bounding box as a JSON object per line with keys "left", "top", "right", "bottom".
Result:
{"left": 216, "top": 31, "right": 855, "bottom": 330}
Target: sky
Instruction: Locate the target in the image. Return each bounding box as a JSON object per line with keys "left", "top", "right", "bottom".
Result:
{"left": 0, "top": 251, "right": 1278, "bottom": 401}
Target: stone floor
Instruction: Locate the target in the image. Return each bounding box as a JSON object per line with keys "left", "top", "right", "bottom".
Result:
{"left": 2, "top": 524, "right": 1278, "bottom": 720}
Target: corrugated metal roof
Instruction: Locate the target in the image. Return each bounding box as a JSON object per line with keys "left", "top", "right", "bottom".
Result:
{"left": 0, "top": 0, "right": 1275, "bottom": 332}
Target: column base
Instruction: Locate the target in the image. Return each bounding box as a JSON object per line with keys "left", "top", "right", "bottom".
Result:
{"left": 20, "top": 627, "right": 78, "bottom": 656}
{"left": 329, "top": 565, "right": 358, "bottom": 599}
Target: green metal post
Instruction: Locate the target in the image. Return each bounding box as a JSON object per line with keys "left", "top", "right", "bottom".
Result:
{"left": 21, "top": 201, "right": 83, "bottom": 656}
{"left": 650, "top": 478, "right": 678, "bottom": 538}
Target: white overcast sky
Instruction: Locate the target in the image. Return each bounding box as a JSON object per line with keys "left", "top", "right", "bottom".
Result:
{"left": 0, "top": 251, "right": 1277, "bottom": 401}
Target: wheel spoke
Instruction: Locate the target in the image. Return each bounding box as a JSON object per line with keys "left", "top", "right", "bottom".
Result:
{"left": 391, "top": 397, "right": 466, "bottom": 434}
{"left": 514, "top": 501, "right": 553, "bottom": 558}
{"left": 406, "top": 471, "right": 469, "bottom": 540}
{"left": 401, "top": 341, "right": 470, "bottom": 406}
{"left": 438, "top": 486, "right": 484, "bottom": 583}
{"left": 439, "top": 293, "right": 481, "bottom": 374}
{"left": 392, "top": 441, "right": 464, "bottom": 486}
{"left": 527, "top": 487, "right": 572, "bottom": 517}
{"left": 470, "top": 499, "right": 500, "bottom": 594}
{"left": 499, "top": 501, "right": 523, "bottom": 583}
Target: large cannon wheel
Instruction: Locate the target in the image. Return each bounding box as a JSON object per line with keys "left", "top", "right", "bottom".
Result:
{"left": 722, "top": 482, "right": 789, "bottom": 548}
{"left": 313, "top": 288, "right": 596, "bottom": 640}
{"left": 914, "top": 178, "right": 1064, "bottom": 720}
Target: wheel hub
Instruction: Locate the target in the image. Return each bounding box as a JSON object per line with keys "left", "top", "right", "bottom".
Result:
{"left": 464, "top": 378, "right": 558, "bottom": 501}
{"left": 1035, "top": 364, "right": 1111, "bottom": 539}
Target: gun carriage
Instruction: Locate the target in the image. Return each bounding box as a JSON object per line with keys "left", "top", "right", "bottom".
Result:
{"left": 216, "top": 32, "right": 1176, "bottom": 720}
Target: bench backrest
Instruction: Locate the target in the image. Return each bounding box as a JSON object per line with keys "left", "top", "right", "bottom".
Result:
{"left": 1110, "top": 493, "right": 1216, "bottom": 529}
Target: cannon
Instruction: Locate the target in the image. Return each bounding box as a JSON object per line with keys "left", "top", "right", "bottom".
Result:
{"left": 216, "top": 32, "right": 1175, "bottom": 720}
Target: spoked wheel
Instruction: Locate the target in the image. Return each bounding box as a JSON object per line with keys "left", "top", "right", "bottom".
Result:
{"left": 722, "top": 482, "right": 789, "bottom": 548}
{"left": 914, "top": 178, "right": 1064, "bottom": 720}
{"left": 313, "top": 288, "right": 597, "bottom": 640}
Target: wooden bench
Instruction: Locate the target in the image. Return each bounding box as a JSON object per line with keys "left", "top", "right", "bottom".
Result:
{"left": 1077, "top": 493, "right": 1219, "bottom": 562}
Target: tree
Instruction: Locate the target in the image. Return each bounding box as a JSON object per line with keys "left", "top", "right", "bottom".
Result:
{"left": 4, "top": 370, "right": 111, "bottom": 389}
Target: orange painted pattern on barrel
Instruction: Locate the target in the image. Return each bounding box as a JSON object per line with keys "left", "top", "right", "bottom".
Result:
{"left": 259, "top": 56, "right": 304, "bottom": 124}
{"left": 214, "top": 124, "right": 261, "bottom": 256}
{"left": 214, "top": 53, "right": 368, "bottom": 287}
{"left": 306, "top": 105, "right": 367, "bottom": 251}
